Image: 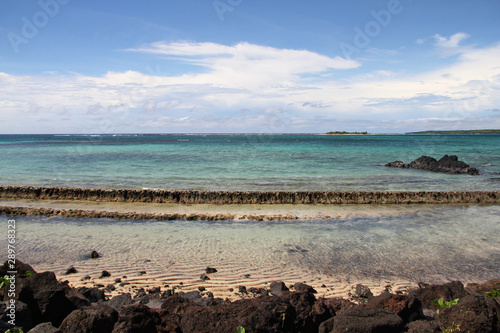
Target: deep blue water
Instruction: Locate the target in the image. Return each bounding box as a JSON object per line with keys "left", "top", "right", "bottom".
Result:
{"left": 0, "top": 134, "right": 499, "bottom": 191}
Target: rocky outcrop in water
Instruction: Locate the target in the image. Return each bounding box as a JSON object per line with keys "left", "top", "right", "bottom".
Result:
{"left": 2, "top": 261, "right": 500, "bottom": 332}
{"left": 385, "top": 155, "right": 480, "bottom": 175}
{"left": 1, "top": 186, "right": 499, "bottom": 205}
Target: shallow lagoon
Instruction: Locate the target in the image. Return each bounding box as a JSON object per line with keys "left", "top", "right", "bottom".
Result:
{"left": 3, "top": 204, "right": 499, "bottom": 289}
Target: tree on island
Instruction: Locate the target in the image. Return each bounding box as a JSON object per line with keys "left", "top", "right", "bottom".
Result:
{"left": 325, "top": 131, "right": 368, "bottom": 135}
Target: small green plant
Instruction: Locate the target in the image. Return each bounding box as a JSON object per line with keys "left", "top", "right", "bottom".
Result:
{"left": 441, "top": 322, "right": 460, "bottom": 333}
{"left": 5, "top": 329, "right": 25, "bottom": 333}
{"left": 26, "top": 271, "right": 34, "bottom": 276}
{"left": 236, "top": 326, "right": 245, "bottom": 333}
{"left": 0, "top": 275, "right": 12, "bottom": 289}
{"left": 484, "top": 288, "right": 500, "bottom": 298}
{"left": 432, "top": 297, "right": 459, "bottom": 316}
{"left": 281, "top": 312, "right": 286, "bottom": 328}
{"left": 432, "top": 297, "right": 459, "bottom": 308}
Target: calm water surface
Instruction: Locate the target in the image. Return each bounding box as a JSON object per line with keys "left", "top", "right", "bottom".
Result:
{"left": 1, "top": 134, "right": 499, "bottom": 191}
{"left": 1, "top": 134, "right": 499, "bottom": 285}
{"left": 1, "top": 204, "right": 499, "bottom": 284}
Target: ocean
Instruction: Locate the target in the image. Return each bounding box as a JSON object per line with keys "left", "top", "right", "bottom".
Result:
{"left": 1, "top": 133, "right": 499, "bottom": 191}
{"left": 1, "top": 134, "right": 499, "bottom": 291}
{"left": 12, "top": 205, "right": 500, "bottom": 287}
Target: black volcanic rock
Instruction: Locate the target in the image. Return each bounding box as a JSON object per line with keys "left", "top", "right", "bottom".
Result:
{"left": 385, "top": 160, "right": 409, "bottom": 168}
{"left": 77, "top": 287, "right": 106, "bottom": 303}
{"left": 436, "top": 155, "right": 479, "bottom": 175}
{"left": 205, "top": 267, "right": 217, "bottom": 274}
{"left": 65, "top": 266, "right": 78, "bottom": 275}
{"left": 332, "top": 307, "right": 404, "bottom": 332}
{"left": 408, "top": 281, "right": 467, "bottom": 310}
{"left": 293, "top": 282, "right": 317, "bottom": 293}
{"left": 386, "top": 155, "right": 479, "bottom": 175}
{"left": 59, "top": 303, "right": 118, "bottom": 333}
{"left": 100, "top": 270, "right": 111, "bottom": 278}
{"left": 2, "top": 260, "right": 500, "bottom": 333}
{"left": 269, "top": 281, "right": 289, "bottom": 296}
{"left": 435, "top": 294, "right": 500, "bottom": 333}
{"left": 111, "top": 303, "right": 162, "bottom": 333}
{"left": 15, "top": 271, "right": 76, "bottom": 327}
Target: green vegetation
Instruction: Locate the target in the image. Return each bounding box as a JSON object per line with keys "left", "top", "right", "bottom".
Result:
{"left": 5, "top": 329, "right": 24, "bottom": 333}
{"left": 0, "top": 275, "right": 12, "bottom": 289}
{"left": 0, "top": 271, "right": 33, "bottom": 289}
{"left": 432, "top": 297, "right": 459, "bottom": 308}
{"left": 408, "top": 129, "right": 500, "bottom": 134}
{"left": 236, "top": 326, "right": 245, "bottom": 333}
{"left": 484, "top": 288, "right": 500, "bottom": 298}
{"left": 326, "top": 131, "right": 368, "bottom": 135}
{"left": 441, "top": 322, "right": 461, "bottom": 333}
{"left": 432, "top": 297, "right": 459, "bottom": 316}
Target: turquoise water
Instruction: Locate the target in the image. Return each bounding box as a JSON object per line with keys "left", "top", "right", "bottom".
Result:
{"left": 2, "top": 204, "right": 499, "bottom": 285}
{"left": 1, "top": 134, "right": 499, "bottom": 287}
{"left": 0, "top": 134, "right": 499, "bottom": 191}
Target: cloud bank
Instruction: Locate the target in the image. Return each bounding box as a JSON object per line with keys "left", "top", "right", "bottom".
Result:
{"left": 1, "top": 38, "right": 500, "bottom": 134}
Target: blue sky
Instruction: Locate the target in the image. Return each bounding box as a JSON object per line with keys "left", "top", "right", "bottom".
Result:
{"left": 1, "top": 0, "right": 500, "bottom": 134}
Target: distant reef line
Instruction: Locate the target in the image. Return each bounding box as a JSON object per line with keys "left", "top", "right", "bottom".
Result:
{"left": 407, "top": 129, "right": 500, "bottom": 135}
{"left": 0, "top": 186, "right": 499, "bottom": 205}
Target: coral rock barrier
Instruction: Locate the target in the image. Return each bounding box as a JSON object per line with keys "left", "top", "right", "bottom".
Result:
{"left": 1, "top": 186, "right": 499, "bottom": 205}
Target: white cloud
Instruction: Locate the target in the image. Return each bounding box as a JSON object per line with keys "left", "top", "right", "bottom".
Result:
{"left": 128, "top": 41, "right": 234, "bottom": 56}
{"left": 128, "top": 41, "right": 361, "bottom": 88}
{"left": 1, "top": 40, "right": 500, "bottom": 133}
{"left": 431, "top": 32, "right": 474, "bottom": 57}
{"left": 434, "top": 32, "right": 470, "bottom": 49}
{"left": 416, "top": 33, "right": 473, "bottom": 57}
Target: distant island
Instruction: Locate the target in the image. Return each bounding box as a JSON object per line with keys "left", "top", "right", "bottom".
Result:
{"left": 325, "top": 131, "right": 368, "bottom": 135}
{"left": 407, "top": 129, "right": 500, "bottom": 135}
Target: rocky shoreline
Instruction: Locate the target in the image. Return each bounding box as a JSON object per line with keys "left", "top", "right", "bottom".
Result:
{"left": 1, "top": 261, "right": 499, "bottom": 333}
{"left": 1, "top": 186, "right": 499, "bottom": 205}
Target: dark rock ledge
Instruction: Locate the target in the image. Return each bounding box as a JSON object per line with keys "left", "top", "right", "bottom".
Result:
{"left": 2, "top": 260, "right": 500, "bottom": 333}
{"left": 386, "top": 155, "right": 480, "bottom": 175}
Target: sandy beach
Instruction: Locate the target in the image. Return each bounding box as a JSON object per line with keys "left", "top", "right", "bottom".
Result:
{"left": 55, "top": 261, "right": 417, "bottom": 303}
{"left": 2, "top": 187, "right": 499, "bottom": 303}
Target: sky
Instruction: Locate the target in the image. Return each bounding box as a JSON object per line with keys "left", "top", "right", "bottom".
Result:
{"left": 1, "top": 0, "right": 500, "bottom": 134}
